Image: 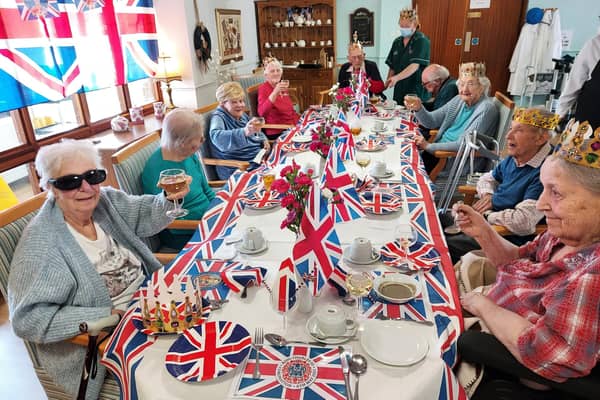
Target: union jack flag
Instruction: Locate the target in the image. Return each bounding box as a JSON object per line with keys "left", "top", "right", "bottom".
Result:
{"left": 292, "top": 183, "right": 342, "bottom": 295}
{"left": 320, "top": 145, "right": 364, "bottom": 222}
{"left": 334, "top": 129, "right": 355, "bottom": 161}
{"left": 398, "top": 113, "right": 421, "bottom": 132}
{"left": 380, "top": 240, "right": 441, "bottom": 271}
{"left": 0, "top": 0, "right": 159, "bottom": 112}
{"left": 350, "top": 69, "right": 369, "bottom": 118}
{"left": 187, "top": 259, "right": 243, "bottom": 301}
{"left": 274, "top": 257, "right": 298, "bottom": 313}
{"left": 358, "top": 191, "right": 403, "bottom": 214}
{"left": 327, "top": 263, "right": 349, "bottom": 297}
{"left": 75, "top": 0, "right": 105, "bottom": 12}
{"left": 165, "top": 321, "right": 252, "bottom": 382}
{"left": 221, "top": 265, "right": 268, "bottom": 294}
{"left": 233, "top": 345, "right": 347, "bottom": 400}
{"left": 101, "top": 303, "right": 157, "bottom": 400}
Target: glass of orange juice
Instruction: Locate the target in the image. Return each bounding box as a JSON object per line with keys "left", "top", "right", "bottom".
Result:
{"left": 262, "top": 171, "right": 275, "bottom": 192}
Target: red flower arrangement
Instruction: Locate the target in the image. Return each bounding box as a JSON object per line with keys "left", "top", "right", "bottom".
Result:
{"left": 309, "top": 119, "right": 334, "bottom": 159}
{"left": 271, "top": 161, "right": 313, "bottom": 235}
{"left": 328, "top": 83, "right": 354, "bottom": 113}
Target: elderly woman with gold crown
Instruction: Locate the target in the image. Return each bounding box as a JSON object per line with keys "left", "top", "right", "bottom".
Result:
{"left": 406, "top": 62, "right": 499, "bottom": 174}
{"left": 454, "top": 118, "right": 600, "bottom": 397}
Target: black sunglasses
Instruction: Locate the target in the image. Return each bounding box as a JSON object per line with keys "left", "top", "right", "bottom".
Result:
{"left": 49, "top": 169, "right": 107, "bottom": 191}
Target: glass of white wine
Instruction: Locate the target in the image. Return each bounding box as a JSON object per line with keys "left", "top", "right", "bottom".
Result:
{"left": 158, "top": 168, "right": 189, "bottom": 218}
{"left": 252, "top": 116, "right": 265, "bottom": 131}
{"left": 345, "top": 272, "right": 373, "bottom": 316}
{"left": 355, "top": 153, "right": 371, "bottom": 177}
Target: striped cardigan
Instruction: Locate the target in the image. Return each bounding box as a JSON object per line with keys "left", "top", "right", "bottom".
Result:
{"left": 415, "top": 94, "right": 499, "bottom": 153}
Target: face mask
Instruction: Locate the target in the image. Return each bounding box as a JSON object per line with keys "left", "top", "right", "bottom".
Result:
{"left": 399, "top": 28, "right": 414, "bottom": 37}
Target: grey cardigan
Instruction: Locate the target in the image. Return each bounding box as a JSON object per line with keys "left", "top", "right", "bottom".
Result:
{"left": 415, "top": 94, "right": 499, "bottom": 152}
{"left": 8, "top": 188, "right": 174, "bottom": 399}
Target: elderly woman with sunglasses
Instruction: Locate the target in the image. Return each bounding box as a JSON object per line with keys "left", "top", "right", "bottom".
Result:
{"left": 406, "top": 62, "right": 498, "bottom": 174}
{"left": 8, "top": 139, "right": 189, "bottom": 399}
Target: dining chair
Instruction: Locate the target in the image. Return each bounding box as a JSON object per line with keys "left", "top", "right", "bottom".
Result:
{"left": 195, "top": 102, "right": 251, "bottom": 184}
{"left": 110, "top": 130, "right": 201, "bottom": 260}
{"left": 246, "top": 83, "right": 297, "bottom": 139}
{"left": 0, "top": 193, "right": 121, "bottom": 400}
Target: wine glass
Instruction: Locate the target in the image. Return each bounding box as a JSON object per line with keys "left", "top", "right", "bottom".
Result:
{"left": 394, "top": 224, "right": 419, "bottom": 269}
{"left": 251, "top": 116, "right": 265, "bottom": 131}
{"left": 355, "top": 153, "right": 371, "bottom": 177}
{"left": 262, "top": 170, "right": 275, "bottom": 192}
{"left": 279, "top": 79, "right": 290, "bottom": 96}
{"left": 404, "top": 93, "right": 420, "bottom": 110}
{"left": 444, "top": 200, "right": 464, "bottom": 234}
{"left": 345, "top": 272, "right": 373, "bottom": 316}
{"left": 158, "top": 168, "right": 189, "bottom": 218}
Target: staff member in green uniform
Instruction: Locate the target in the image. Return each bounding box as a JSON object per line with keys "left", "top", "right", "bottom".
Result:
{"left": 385, "top": 8, "right": 431, "bottom": 104}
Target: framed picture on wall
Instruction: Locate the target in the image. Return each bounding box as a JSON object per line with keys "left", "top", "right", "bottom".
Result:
{"left": 350, "top": 8, "right": 374, "bottom": 47}
{"left": 215, "top": 8, "right": 243, "bottom": 64}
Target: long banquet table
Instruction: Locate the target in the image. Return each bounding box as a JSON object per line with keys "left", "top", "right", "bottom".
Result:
{"left": 102, "top": 109, "right": 466, "bottom": 400}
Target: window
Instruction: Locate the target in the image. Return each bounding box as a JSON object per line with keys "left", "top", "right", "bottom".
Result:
{"left": 1, "top": 164, "right": 35, "bottom": 202}
{"left": 28, "top": 96, "right": 82, "bottom": 138}
{"left": 0, "top": 112, "right": 22, "bottom": 152}
{"left": 86, "top": 86, "right": 126, "bottom": 122}
{"left": 129, "top": 78, "right": 158, "bottom": 107}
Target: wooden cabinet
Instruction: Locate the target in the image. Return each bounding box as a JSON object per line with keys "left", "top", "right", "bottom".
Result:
{"left": 255, "top": 0, "right": 336, "bottom": 107}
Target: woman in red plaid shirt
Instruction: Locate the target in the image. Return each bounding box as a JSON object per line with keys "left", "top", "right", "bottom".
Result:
{"left": 456, "top": 118, "right": 600, "bottom": 395}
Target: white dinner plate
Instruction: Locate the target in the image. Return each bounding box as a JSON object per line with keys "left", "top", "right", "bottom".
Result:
{"left": 373, "top": 273, "right": 421, "bottom": 304}
{"left": 360, "top": 319, "right": 429, "bottom": 366}
{"left": 292, "top": 135, "right": 312, "bottom": 143}
{"left": 371, "top": 126, "right": 388, "bottom": 133}
{"left": 368, "top": 169, "right": 394, "bottom": 179}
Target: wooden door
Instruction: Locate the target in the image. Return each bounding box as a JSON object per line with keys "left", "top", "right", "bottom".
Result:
{"left": 415, "top": 0, "right": 527, "bottom": 95}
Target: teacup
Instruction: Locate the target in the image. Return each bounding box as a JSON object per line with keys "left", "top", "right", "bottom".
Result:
{"left": 289, "top": 21, "right": 295, "bottom": 27}
{"left": 283, "top": 20, "right": 290, "bottom": 27}
{"left": 152, "top": 101, "right": 165, "bottom": 119}
{"left": 282, "top": 42, "right": 287, "bottom": 48}
{"left": 348, "top": 237, "right": 376, "bottom": 263}
{"left": 372, "top": 160, "right": 387, "bottom": 176}
{"left": 311, "top": 41, "right": 317, "bottom": 46}
{"left": 290, "top": 41, "right": 296, "bottom": 47}
{"left": 273, "top": 42, "right": 279, "bottom": 48}
{"left": 326, "top": 39, "right": 332, "bottom": 46}
{"left": 265, "top": 42, "right": 271, "bottom": 48}
{"left": 319, "top": 40, "right": 325, "bottom": 46}
{"left": 316, "top": 304, "right": 353, "bottom": 336}
{"left": 274, "top": 21, "right": 281, "bottom": 28}
{"left": 316, "top": 19, "right": 322, "bottom": 25}
{"left": 241, "top": 227, "right": 265, "bottom": 251}
{"left": 326, "top": 18, "right": 332, "bottom": 24}
{"left": 129, "top": 106, "right": 144, "bottom": 125}
{"left": 373, "top": 120, "right": 385, "bottom": 131}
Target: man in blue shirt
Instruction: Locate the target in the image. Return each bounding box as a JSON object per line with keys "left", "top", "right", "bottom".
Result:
{"left": 445, "top": 107, "right": 560, "bottom": 263}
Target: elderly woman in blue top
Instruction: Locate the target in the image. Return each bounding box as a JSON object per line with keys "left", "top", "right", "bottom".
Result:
{"left": 406, "top": 62, "right": 499, "bottom": 174}
{"left": 142, "top": 108, "right": 215, "bottom": 250}
{"left": 8, "top": 139, "right": 189, "bottom": 399}
{"left": 209, "top": 81, "right": 270, "bottom": 179}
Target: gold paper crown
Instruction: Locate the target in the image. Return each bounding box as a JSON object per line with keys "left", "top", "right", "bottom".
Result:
{"left": 554, "top": 119, "right": 600, "bottom": 169}
{"left": 512, "top": 108, "right": 560, "bottom": 130}
{"left": 400, "top": 8, "right": 417, "bottom": 20}
{"left": 459, "top": 62, "right": 486, "bottom": 78}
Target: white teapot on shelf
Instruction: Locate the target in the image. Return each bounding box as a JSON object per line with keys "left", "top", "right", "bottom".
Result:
{"left": 294, "top": 15, "right": 305, "bottom": 26}
{"left": 295, "top": 39, "right": 306, "bottom": 47}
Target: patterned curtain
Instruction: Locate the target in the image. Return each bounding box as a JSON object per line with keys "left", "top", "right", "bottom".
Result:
{"left": 0, "top": 0, "right": 159, "bottom": 113}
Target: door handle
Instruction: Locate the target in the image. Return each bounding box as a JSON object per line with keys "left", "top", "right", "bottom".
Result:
{"left": 464, "top": 31, "right": 472, "bottom": 53}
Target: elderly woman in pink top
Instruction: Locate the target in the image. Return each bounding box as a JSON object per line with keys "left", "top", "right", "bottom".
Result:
{"left": 257, "top": 58, "right": 300, "bottom": 139}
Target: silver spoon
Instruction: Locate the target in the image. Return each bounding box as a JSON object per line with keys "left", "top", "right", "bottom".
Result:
{"left": 264, "top": 333, "right": 325, "bottom": 347}
{"left": 349, "top": 354, "right": 368, "bottom": 400}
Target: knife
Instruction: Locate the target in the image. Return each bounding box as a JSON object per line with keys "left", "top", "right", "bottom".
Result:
{"left": 338, "top": 346, "right": 353, "bottom": 400}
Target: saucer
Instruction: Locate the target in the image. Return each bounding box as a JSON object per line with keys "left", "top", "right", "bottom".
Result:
{"left": 369, "top": 169, "right": 394, "bottom": 179}
{"left": 371, "top": 126, "right": 387, "bottom": 133}
{"left": 292, "top": 135, "right": 312, "bottom": 143}
{"left": 305, "top": 314, "right": 357, "bottom": 344}
{"left": 235, "top": 240, "right": 269, "bottom": 255}
{"left": 360, "top": 319, "right": 429, "bottom": 366}
{"left": 343, "top": 247, "right": 381, "bottom": 265}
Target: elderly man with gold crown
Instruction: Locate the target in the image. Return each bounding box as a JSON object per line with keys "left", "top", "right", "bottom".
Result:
{"left": 453, "top": 117, "right": 600, "bottom": 397}
{"left": 444, "top": 107, "right": 560, "bottom": 263}
{"left": 406, "top": 62, "right": 499, "bottom": 174}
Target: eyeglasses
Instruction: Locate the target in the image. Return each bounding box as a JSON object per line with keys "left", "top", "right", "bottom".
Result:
{"left": 422, "top": 79, "right": 438, "bottom": 87}
{"left": 49, "top": 169, "right": 107, "bottom": 191}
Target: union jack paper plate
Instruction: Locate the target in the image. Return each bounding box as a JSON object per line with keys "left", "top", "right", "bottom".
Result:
{"left": 165, "top": 320, "right": 252, "bottom": 382}
{"left": 380, "top": 240, "right": 441, "bottom": 271}
{"left": 244, "top": 190, "right": 280, "bottom": 209}
{"left": 359, "top": 192, "right": 403, "bottom": 214}
{"left": 356, "top": 139, "right": 386, "bottom": 152}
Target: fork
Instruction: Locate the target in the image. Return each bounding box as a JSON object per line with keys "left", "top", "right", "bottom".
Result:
{"left": 253, "top": 328, "right": 264, "bottom": 379}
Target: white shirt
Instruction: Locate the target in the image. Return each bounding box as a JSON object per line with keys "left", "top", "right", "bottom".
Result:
{"left": 557, "top": 34, "right": 600, "bottom": 117}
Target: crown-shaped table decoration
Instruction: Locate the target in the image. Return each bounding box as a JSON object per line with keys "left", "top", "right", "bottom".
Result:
{"left": 459, "top": 62, "right": 486, "bottom": 78}
{"left": 513, "top": 108, "right": 560, "bottom": 130}
{"left": 139, "top": 272, "right": 208, "bottom": 334}
{"left": 400, "top": 8, "right": 417, "bottom": 20}
{"left": 554, "top": 119, "right": 600, "bottom": 169}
